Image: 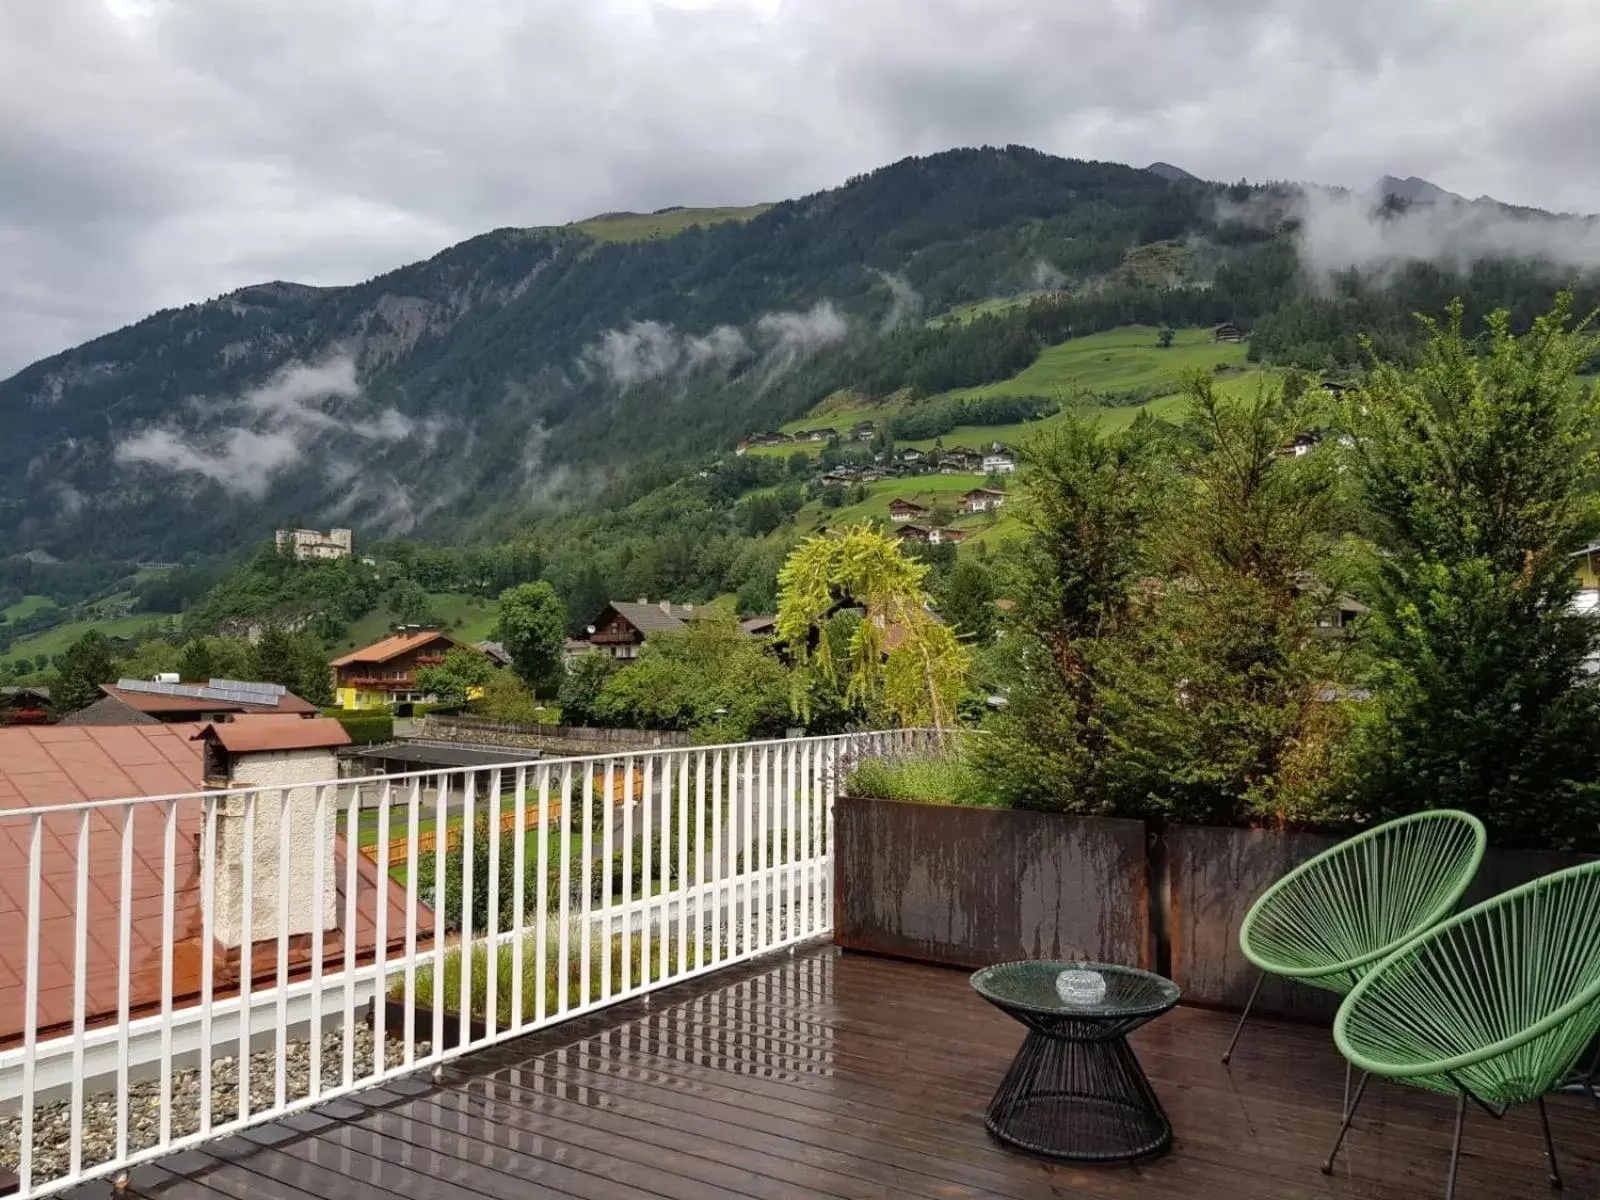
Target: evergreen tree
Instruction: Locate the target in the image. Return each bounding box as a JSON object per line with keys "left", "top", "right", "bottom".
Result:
{"left": 178, "top": 638, "right": 215, "bottom": 682}
{"left": 1344, "top": 296, "right": 1600, "bottom": 849}
{"left": 54, "top": 631, "right": 116, "bottom": 713}
{"left": 252, "top": 625, "right": 299, "bottom": 690}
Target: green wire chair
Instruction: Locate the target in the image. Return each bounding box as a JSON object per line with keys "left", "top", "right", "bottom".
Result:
{"left": 1223, "top": 810, "right": 1488, "bottom": 1079}
{"left": 1327, "top": 859, "right": 1600, "bottom": 1198}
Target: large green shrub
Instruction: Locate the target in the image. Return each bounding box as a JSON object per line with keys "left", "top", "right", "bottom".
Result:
{"left": 332, "top": 711, "right": 394, "bottom": 744}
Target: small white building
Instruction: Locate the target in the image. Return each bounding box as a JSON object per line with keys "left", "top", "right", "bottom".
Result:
{"left": 982, "top": 452, "right": 1017, "bottom": 475}
{"left": 276, "top": 527, "right": 353, "bottom": 561}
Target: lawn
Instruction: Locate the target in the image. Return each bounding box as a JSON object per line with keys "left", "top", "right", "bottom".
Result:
{"left": 337, "top": 591, "right": 501, "bottom": 652}
{"left": 566, "top": 204, "right": 772, "bottom": 244}
{"left": 3, "top": 595, "right": 58, "bottom": 622}
{"left": 1, "top": 614, "right": 179, "bottom": 667}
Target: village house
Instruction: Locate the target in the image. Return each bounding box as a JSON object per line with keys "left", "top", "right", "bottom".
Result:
{"left": 982, "top": 448, "right": 1017, "bottom": 475}
{"left": 274, "top": 527, "right": 353, "bottom": 561}
{"left": 0, "top": 684, "right": 51, "bottom": 726}
{"left": 61, "top": 678, "right": 321, "bottom": 726}
{"left": 897, "top": 447, "right": 924, "bottom": 464}
{"left": 938, "top": 446, "right": 984, "bottom": 473}
{"left": 888, "top": 498, "right": 930, "bottom": 523}
{"left": 893, "top": 523, "right": 932, "bottom": 543}
{"left": 849, "top": 421, "right": 875, "bottom": 441}
{"left": 1213, "top": 322, "right": 1245, "bottom": 343}
{"left": 734, "top": 431, "right": 794, "bottom": 455}
{"left": 330, "top": 628, "right": 492, "bottom": 710}
{"left": 1279, "top": 432, "right": 1321, "bottom": 458}
{"left": 576, "top": 599, "right": 719, "bottom": 660}
{"left": 960, "top": 486, "right": 1008, "bottom": 514}
{"left": 933, "top": 526, "right": 970, "bottom": 544}
{"left": 804, "top": 427, "right": 838, "bottom": 443}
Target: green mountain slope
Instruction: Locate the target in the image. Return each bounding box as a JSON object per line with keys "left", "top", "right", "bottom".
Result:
{"left": 4, "top": 144, "right": 1596, "bottom": 569}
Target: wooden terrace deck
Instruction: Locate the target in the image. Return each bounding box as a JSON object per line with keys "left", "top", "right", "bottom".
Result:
{"left": 57, "top": 946, "right": 1600, "bottom": 1200}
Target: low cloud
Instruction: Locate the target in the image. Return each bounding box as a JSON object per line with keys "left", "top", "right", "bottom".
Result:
{"left": 114, "top": 353, "right": 436, "bottom": 499}
{"left": 874, "top": 271, "right": 923, "bottom": 332}
{"left": 583, "top": 320, "right": 748, "bottom": 388}
{"left": 1031, "top": 259, "right": 1067, "bottom": 290}
{"left": 755, "top": 300, "right": 849, "bottom": 375}
{"left": 1222, "top": 185, "right": 1600, "bottom": 280}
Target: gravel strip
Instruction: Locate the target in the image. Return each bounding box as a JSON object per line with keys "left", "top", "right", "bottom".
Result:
{"left": 0, "top": 1024, "right": 430, "bottom": 1186}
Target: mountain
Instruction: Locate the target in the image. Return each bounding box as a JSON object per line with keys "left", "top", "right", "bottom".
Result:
{"left": 4, "top": 144, "right": 1597, "bottom": 568}
{"left": 1145, "top": 161, "right": 1198, "bottom": 183}
{"left": 1375, "top": 175, "right": 1463, "bottom": 206}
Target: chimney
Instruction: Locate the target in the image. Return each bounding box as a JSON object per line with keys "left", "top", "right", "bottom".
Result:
{"left": 205, "top": 726, "right": 345, "bottom": 951}
{"left": 637, "top": 596, "right": 649, "bottom": 605}
{"left": 660, "top": 600, "right": 671, "bottom": 614}
{"left": 683, "top": 603, "right": 693, "bottom": 615}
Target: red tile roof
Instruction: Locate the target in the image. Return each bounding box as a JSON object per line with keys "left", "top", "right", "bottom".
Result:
{"left": 194, "top": 716, "right": 352, "bottom": 754}
{"left": 0, "top": 721, "right": 421, "bottom": 1048}
{"left": 329, "top": 629, "right": 459, "bottom": 668}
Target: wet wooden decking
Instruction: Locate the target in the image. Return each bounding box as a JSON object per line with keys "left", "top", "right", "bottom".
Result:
{"left": 67, "top": 946, "right": 1600, "bottom": 1200}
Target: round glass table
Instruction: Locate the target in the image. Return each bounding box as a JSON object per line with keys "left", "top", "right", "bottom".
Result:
{"left": 970, "top": 961, "right": 1181, "bottom": 1164}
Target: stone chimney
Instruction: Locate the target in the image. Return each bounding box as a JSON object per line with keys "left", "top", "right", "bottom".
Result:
{"left": 198, "top": 719, "right": 351, "bottom": 950}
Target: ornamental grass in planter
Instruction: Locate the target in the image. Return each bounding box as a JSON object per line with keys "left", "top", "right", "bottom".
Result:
{"left": 846, "top": 746, "right": 1004, "bottom": 808}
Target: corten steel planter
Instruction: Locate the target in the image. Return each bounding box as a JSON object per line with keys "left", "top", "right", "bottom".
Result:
{"left": 1164, "top": 824, "right": 1599, "bottom": 1022}
{"left": 832, "top": 797, "right": 1153, "bottom": 971}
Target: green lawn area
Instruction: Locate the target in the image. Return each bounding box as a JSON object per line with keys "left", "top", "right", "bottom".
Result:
{"left": 3, "top": 594, "right": 58, "bottom": 622}
{"left": 928, "top": 292, "right": 1055, "bottom": 327}
{"left": 337, "top": 591, "right": 501, "bottom": 652}
{"left": 1, "top": 614, "right": 179, "bottom": 667}
{"left": 566, "top": 204, "right": 772, "bottom": 244}
{"left": 947, "top": 325, "right": 1251, "bottom": 402}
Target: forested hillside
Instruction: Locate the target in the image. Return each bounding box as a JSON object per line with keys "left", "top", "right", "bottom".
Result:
{"left": 4, "top": 144, "right": 1598, "bottom": 575}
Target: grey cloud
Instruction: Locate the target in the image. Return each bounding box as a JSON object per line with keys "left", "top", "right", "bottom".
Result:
{"left": 756, "top": 301, "right": 849, "bottom": 375}
{"left": 4, "top": 1, "right": 1600, "bottom": 376}
{"left": 114, "top": 353, "right": 433, "bottom": 499}
{"left": 583, "top": 320, "right": 748, "bottom": 388}
{"left": 875, "top": 272, "right": 924, "bottom": 332}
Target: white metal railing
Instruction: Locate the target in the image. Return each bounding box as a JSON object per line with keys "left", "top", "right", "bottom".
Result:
{"left": 0, "top": 728, "right": 925, "bottom": 1198}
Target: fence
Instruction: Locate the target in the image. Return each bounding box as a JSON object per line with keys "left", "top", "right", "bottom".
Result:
{"left": 0, "top": 729, "right": 915, "bottom": 1198}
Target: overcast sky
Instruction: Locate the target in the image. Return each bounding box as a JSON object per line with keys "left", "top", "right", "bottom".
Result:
{"left": 3, "top": 0, "right": 1597, "bottom": 377}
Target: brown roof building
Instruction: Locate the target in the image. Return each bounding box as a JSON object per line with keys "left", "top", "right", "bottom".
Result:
{"left": 330, "top": 628, "right": 480, "bottom": 710}
{"left": 60, "top": 679, "right": 319, "bottom": 726}
{"left": 0, "top": 719, "right": 414, "bottom": 1048}
{"left": 578, "top": 600, "right": 718, "bottom": 661}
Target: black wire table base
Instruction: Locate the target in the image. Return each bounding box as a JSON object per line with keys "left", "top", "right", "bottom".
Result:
{"left": 984, "top": 1029, "right": 1173, "bottom": 1164}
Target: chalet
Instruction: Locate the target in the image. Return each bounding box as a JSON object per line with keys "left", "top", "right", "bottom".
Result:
{"left": 475, "top": 640, "right": 513, "bottom": 667}
{"left": 897, "top": 447, "right": 924, "bottom": 464}
{"left": 888, "top": 498, "right": 930, "bottom": 523}
{"left": 735, "top": 431, "right": 794, "bottom": 455}
{"left": 982, "top": 449, "right": 1017, "bottom": 475}
{"left": 1213, "top": 322, "right": 1245, "bottom": 343}
{"left": 740, "top": 615, "right": 779, "bottom": 638}
{"left": 894, "top": 523, "right": 932, "bottom": 543}
{"left": 931, "top": 527, "right": 970, "bottom": 544}
{"left": 1279, "top": 432, "right": 1321, "bottom": 458}
{"left": 578, "top": 599, "right": 717, "bottom": 661}
{"left": 0, "top": 684, "right": 51, "bottom": 726}
{"left": 849, "top": 421, "right": 876, "bottom": 441}
{"left": 804, "top": 427, "right": 838, "bottom": 443}
{"left": 820, "top": 469, "right": 860, "bottom": 487}
{"left": 960, "top": 487, "right": 1008, "bottom": 514}
{"left": 330, "top": 628, "right": 489, "bottom": 710}
{"left": 1315, "top": 595, "right": 1369, "bottom": 637}
{"left": 939, "top": 446, "right": 984, "bottom": 473}
{"left": 61, "top": 678, "right": 320, "bottom": 726}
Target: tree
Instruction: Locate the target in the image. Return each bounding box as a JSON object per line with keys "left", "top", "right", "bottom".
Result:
{"left": 477, "top": 668, "right": 544, "bottom": 724}
{"left": 596, "top": 617, "right": 790, "bottom": 739}
{"left": 117, "top": 638, "right": 182, "bottom": 681}
{"left": 389, "top": 579, "right": 438, "bottom": 625}
{"left": 54, "top": 631, "right": 115, "bottom": 713}
{"left": 927, "top": 501, "right": 956, "bottom": 529}
{"left": 252, "top": 625, "right": 299, "bottom": 690}
{"left": 178, "top": 638, "right": 214, "bottom": 682}
{"left": 1104, "top": 374, "right": 1352, "bottom": 826}
{"left": 498, "top": 581, "right": 569, "bottom": 694}
{"left": 936, "top": 559, "right": 997, "bottom": 643}
{"left": 1158, "top": 325, "right": 1176, "bottom": 349}
{"left": 777, "top": 525, "right": 970, "bottom": 729}
{"left": 414, "top": 647, "right": 496, "bottom": 707}
{"left": 1342, "top": 296, "right": 1600, "bottom": 849}
{"left": 975, "top": 418, "right": 1162, "bottom": 807}
{"left": 290, "top": 634, "right": 334, "bottom": 707}
{"left": 558, "top": 651, "right": 619, "bottom": 726}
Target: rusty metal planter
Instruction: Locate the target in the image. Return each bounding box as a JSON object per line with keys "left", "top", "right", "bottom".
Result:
{"left": 833, "top": 796, "right": 1152, "bottom": 971}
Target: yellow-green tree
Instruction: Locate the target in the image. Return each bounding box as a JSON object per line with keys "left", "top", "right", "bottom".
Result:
{"left": 776, "top": 525, "right": 969, "bottom": 729}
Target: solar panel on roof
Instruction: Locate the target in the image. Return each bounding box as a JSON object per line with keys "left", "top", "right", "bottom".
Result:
{"left": 208, "top": 679, "right": 286, "bottom": 697}
{"left": 117, "top": 678, "right": 209, "bottom": 699}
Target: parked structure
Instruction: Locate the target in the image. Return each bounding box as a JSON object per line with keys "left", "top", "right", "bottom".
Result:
{"left": 274, "top": 527, "right": 353, "bottom": 561}
{"left": 330, "top": 628, "right": 488, "bottom": 710}
{"left": 60, "top": 678, "right": 319, "bottom": 726}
